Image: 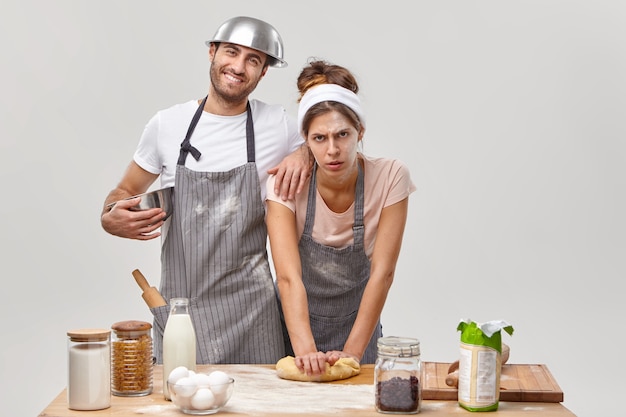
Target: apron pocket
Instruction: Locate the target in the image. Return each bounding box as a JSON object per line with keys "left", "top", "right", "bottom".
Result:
{"left": 151, "top": 304, "right": 169, "bottom": 336}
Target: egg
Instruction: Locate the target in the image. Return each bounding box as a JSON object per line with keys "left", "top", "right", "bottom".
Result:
{"left": 192, "top": 372, "right": 212, "bottom": 386}
{"left": 173, "top": 376, "right": 198, "bottom": 398}
{"left": 208, "top": 370, "right": 231, "bottom": 395}
{"left": 173, "top": 392, "right": 193, "bottom": 409}
{"left": 167, "top": 366, "right": 189, "bottom": 385}
{"left": 191, "top": 388, "right": 216, "bottom": 410}
{"left": 212, "top": 390, "right": 227, "bottom": 406}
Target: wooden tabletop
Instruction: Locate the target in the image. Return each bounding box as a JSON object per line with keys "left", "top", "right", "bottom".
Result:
{"left": 39, "top": 364, "right": 577, "bottom": 417}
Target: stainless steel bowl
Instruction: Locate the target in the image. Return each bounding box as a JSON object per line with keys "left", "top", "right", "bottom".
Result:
{"left": 108, "top": 187, "right": 173, "bottom": 220}
{"left": 206, "top": 16, "right": 287, "bottom": 68}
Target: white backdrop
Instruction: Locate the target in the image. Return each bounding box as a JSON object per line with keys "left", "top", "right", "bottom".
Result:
{"left": 1, "top": 1, "right": 624, "bottom": 416}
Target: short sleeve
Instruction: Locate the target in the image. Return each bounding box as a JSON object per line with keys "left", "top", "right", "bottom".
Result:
{"left": 133, "top": 112, "right": 162, "bottom": 175}
{"left": 383, "top": 160, "right": 417, "bottom": 208}
{"left": 265, "top": 174, "right": 296, "bottom": 212}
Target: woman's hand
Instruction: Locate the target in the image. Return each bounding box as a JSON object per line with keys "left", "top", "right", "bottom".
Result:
{"left": 294, "top": 351, "right": 329, "bottom": 376}
{"left": 325, "top": 350, "right": 361, "bottom": 366}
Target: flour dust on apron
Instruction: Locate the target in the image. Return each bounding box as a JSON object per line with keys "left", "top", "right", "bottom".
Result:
{"left": 281, "top": 163, "right": 381, "bottom": 364}
{"left": 152, "top": 98, "right": 284, "bottom": 364}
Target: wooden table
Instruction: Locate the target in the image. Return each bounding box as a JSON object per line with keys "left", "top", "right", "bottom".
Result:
{"left": 39, "top": 364, "right": 577, "bottom": 417}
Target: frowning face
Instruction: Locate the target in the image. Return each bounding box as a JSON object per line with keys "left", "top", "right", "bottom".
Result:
{"left": 306, "top": 110, "right": 363, "bottom": 181}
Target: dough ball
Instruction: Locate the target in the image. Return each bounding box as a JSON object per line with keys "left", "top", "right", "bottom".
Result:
{"left": 275, "top": 355, "right": 360, "bottom": 382}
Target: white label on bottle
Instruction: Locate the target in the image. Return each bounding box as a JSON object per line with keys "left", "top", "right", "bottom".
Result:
{"left": 458, "top": 343, "right": 499, "bottom": 409}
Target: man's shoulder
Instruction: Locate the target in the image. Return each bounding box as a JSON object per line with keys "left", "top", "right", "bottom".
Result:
{"left": 158, "top": 99, "right": 198, "bottom": 115}
{"left": 146, "top": 100, "right": 198, "bottom": 124}
{"left": 249, "top": 98, "right": 288, "bottom": 116}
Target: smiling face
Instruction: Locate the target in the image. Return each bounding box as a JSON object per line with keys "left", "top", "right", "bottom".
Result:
{"left": 208, "top": 42, "right": 269, "bottom": 107}
{"left": 306, "top": 109, "right": 364, "bottom": 182}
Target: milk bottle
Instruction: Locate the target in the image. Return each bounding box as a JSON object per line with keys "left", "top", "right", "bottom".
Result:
{"left": 162, "top": 298, "right": 197, "bottom": 400}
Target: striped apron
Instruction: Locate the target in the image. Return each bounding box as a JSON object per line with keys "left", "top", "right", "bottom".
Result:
{"left": 282, "top": 163, "right": 382, "bottom": 364}
{"left": 152, "top": 97, "right": 284, "bottom": 364}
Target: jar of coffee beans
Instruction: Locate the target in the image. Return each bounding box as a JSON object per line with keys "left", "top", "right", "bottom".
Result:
{"left": 374, "top": 336, "right": 421, "bottom": 414}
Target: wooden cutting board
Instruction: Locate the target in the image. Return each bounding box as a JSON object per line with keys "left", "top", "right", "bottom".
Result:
{"left": 421, "top": 362, "right": 564, "bottom": 402}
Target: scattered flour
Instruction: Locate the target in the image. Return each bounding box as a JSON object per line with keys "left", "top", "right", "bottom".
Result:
{"left": 223, "top": 365, "right": 375, "bottom": 415}
{"left": 134, "top": 404, "right": 179, "bottom": 415}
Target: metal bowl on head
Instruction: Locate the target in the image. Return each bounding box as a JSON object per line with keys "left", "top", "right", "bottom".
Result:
{"left": 205, "top": 16, "right": 287, "bottom": 68}
{"left": 108, "top": 186, "right": 173, "bottom": 220}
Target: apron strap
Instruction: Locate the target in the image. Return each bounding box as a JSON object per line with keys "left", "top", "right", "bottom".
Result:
{"left": 178, "top": 96, "right": 207, "bottom": 165}
{"left": 303, "top": 162, "right": 365, "bottom": 240}
{"left": 178, "top": 97, "right": 255, "bottom": 165}
{"left": 245, "top": 101, "right": 255, "bottom": 163}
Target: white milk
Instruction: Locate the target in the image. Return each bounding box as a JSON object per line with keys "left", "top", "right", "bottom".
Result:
{"left": 162, "top": 313, "right": 196, "bottom": 400}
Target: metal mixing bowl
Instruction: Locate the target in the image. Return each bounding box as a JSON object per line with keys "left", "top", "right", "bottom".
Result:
{"left": 108, "top": 187, "right": 173, "bottom": 220}
{"left": 205, "top": 16, "right": 287, "bottom": 68}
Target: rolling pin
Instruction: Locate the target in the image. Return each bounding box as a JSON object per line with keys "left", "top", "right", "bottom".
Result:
{"left": 445, "top": 343, "right": 510, "bottom": 388}
{"left": 132, "top": 269, "right": 167, "bottom": 308}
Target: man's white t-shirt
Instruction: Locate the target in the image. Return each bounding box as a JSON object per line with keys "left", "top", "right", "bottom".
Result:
{"left": 134, "top": 99, "right": 302, "bottom": 201}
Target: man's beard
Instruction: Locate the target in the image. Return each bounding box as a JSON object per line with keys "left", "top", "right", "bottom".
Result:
{"left": 209, "top": 64, "right": 261, "bottom": 104}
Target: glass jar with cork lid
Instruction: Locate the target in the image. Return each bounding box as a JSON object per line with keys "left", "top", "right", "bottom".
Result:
{"left": 111, "top": 320, "right": 153, "bottom": 397}
{"left": 67, "top": 328, "right": 111, "bottom": 410}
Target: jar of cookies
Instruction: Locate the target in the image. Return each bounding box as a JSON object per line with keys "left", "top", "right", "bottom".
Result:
{"left": 111, "top": 320, "right": 153, "bottom": 396}
{"left": 374, "top": 336, "right": 421, "bottom": 414}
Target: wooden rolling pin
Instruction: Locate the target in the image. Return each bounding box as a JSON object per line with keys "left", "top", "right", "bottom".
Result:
{"left": 445, "top": 343, "right": 510, "bottom": 388}
{"left": 132, "top": 269, "right": 167, "bottom": 308}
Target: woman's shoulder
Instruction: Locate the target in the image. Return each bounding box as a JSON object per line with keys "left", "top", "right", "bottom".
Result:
{"left": 265, "top": 174, "right": 310, "bottom": 211}
{"left": 361, "top": 154, "right": 416, "bottom": 196}
{"left": 361, "top": 154, "right": 410, "bottom": 174}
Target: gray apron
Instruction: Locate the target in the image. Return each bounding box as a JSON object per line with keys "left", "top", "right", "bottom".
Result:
{"left": 152, "top": 97, "right": 285, "bottom": 364}
{"left": 282, "top": 163, "right": 382, "bottom": 364}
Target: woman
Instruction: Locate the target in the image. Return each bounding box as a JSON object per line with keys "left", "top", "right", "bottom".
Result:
{"left": 266, "top": 60, "right": 416, "bottom": 376}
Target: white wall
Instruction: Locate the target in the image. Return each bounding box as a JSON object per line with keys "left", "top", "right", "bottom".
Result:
{"left": 1, "top": 1, "right": 624, "bottom": 416}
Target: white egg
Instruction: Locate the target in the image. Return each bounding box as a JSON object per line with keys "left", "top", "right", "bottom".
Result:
{"left": 192, "top": 372, "right": 212, "bottom": 386}
{"left": 212, "top": 391, "right": 227, "bottom": 406}
{"left": 173, "top": 393, "right": 193, "bottom": 410}
{"left": 167, "top": 366, "right": 189, "bottom": 384}
{"left": 188, "top": 370, "right": 197, "bottom": 378}
{"left": 208, "top": 370, "right": 231, "bottom": 395}
{"left": 173, "top": 376, "right": 198, "bottom": 398}
{"left": 191, "top": 388, "right": 216, "bottom": 410}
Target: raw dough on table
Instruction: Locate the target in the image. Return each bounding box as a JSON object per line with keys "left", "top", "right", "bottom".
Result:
{"left": 275, "top": 355, "right": 360, "bottom": 382}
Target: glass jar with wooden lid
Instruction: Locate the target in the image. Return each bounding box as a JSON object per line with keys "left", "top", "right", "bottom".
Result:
{"left": 111, "top": 320, "right": 153, "bottom": 396}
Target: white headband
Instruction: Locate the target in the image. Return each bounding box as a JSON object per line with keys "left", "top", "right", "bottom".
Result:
{"left": 297, "top": 84, "right": 366, "bottom": 135}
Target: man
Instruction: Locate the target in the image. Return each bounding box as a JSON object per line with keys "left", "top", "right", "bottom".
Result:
{"left": 101, "top": 16, "right": 311, "bottom": 364}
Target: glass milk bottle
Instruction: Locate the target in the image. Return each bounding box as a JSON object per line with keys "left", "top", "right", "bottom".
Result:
{"left": 162, "top": 297, "right": 197, "bottom": 400}
{"left": 67, "top": 329, "right": 111, "bottom": 410}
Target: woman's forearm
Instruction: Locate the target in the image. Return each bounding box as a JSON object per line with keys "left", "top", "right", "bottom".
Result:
{"left": 343, "top": 198, "right": 409, "bottom": 359}
{"left": 277, "top": 278, "right": 317, "bottom": 355}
